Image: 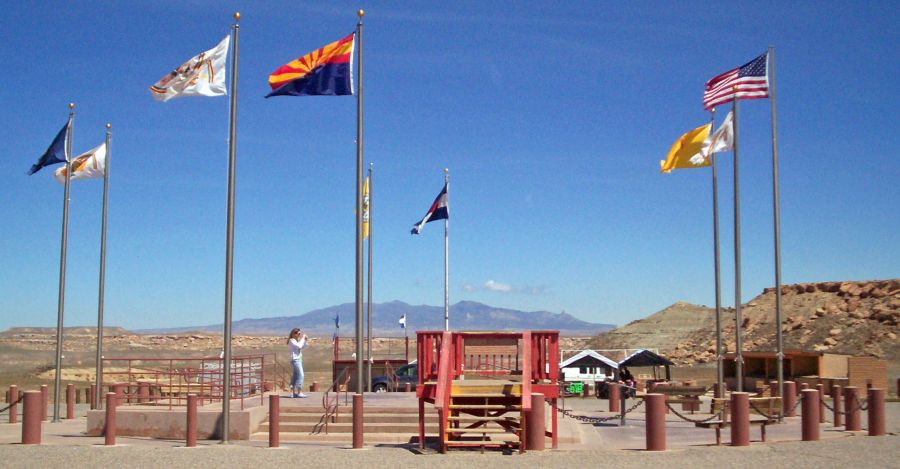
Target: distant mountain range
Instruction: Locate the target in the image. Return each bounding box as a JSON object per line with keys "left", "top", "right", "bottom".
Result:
{"left": 137, "top": 300, "right": 615, "bottom": 336}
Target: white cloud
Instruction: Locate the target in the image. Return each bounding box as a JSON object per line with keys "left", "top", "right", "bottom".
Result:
{"left": 484, "top": 280, "right": 513, "bottom": 293}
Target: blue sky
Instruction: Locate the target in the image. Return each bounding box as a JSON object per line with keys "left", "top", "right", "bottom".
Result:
{"left": 1, "top": 1, "right": 897, "bottom": 331}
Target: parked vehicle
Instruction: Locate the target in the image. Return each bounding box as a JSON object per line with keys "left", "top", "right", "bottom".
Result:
{"left": 371, "top": 362, "right": 417, "bottom": 392}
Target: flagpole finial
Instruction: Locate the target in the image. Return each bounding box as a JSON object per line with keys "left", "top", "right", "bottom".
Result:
{"left": 233, "top": 12, "right": 240, "bottom": 21}
{"left": 69, "top": 102, "right": 74, "bottom": 109}
{"left": 358, "top": 9, "right": 364, "bottom": 17}
{"left": 106, "top": 123, "right": 111, "bottom": 129}
{"left": 369, "top": 162, "right": 373, "bottom": 169}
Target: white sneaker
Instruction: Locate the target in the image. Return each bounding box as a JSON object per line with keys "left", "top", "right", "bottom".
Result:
{"left": 298, "top": 393, "right": 308, "bottom": 398}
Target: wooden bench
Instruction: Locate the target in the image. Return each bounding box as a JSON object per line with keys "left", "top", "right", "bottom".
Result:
{"left": 700, "top": 396, "right": 782, "bottom": 445}
{"left": 695, "top": 416, "right": 773, "bottom": 445}
{"left": 651, "top": 385, "right": 707, "bottom": 413}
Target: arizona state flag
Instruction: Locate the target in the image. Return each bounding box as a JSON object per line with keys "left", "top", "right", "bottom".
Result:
{"left": 266, "top": 32, "right": 355, "bottom": 97}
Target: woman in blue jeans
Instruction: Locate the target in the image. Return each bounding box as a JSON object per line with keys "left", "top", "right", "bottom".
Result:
{"left": 287, "top": 328, "right": 308, "bottom": 398}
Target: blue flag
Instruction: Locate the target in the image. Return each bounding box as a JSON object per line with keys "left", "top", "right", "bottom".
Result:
{"left": 27, "top": 122, "right": 69, "bottom": 175}
{"left": 334, "top": 313, "right": 340, "bottom": 329}
{"left": 411, "top": 182, "right": 449, "bottom": 235}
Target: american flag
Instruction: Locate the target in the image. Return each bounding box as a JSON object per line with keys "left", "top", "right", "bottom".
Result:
{"left": 703, "top": 52, "right": 769, "bottom": 110}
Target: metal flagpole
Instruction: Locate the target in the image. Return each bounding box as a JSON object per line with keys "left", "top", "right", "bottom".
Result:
{"left": 732, "top": 88, "right": 744, "bottom": 393}
{"left": 354, "top": 9, "right": 366, "bottom": 450}
{"left": 221, "top": 12, "right": 240, "bottom": 443}
{"left": 53, "top": 102, "right": 74, "bottom": 422}
{"left": 366, "top": 163, "right": 373, "bottom": 392}
{"left": 95, "top": 123, "right": 111, "bottom": 409}
{"left": 443, "top": 168, "right": 449, "bottom": 332}
{"left": 709, "top": 110, "right": 724, "bottom": 397}
{"left": 768, "top": 46, "right": 784, "bottom": 416}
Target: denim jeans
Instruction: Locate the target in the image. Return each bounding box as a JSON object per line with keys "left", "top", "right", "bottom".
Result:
{"left": 290, "top": 359, "right": 304, "bottom": 391}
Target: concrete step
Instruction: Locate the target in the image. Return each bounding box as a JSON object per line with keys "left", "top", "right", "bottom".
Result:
{"left": 279, "top": 414, "right": 439, "bottom": 424}
{"left": 260, "top": 422, "right": 440, "bottom": 433}
{"left": 251, "top": 431, "right": 427, "bottom": 444}
{"left": 280, "top": 405, "right": 433, "bottom": 415}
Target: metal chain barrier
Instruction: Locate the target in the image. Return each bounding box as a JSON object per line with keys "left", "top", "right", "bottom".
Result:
{"left": 821, "top": 397, "right": 845, "bottom": 415}
{"left": 792, "top": 394, "right": 803, "bottom": 412}
{"left": 557, "top": 399, "right": 644, "bottom": 424}
{"left": 0, "top": 394, "right": 22, "bottom": 414}
{"left": 664, "top": 402, "right": 726, "bottom": 423}
{"left": 856, "top": 397, "right": 868, "bottom": 411}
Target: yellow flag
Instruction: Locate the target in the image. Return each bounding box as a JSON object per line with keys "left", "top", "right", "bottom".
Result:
{"left": 659, "top": 123, "right": 712, "bottom": 173}
{"left": 362, "top": 176, "right": 370, "bottom": 239}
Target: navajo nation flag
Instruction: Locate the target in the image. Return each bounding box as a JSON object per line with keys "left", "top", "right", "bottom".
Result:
{"left": 266, "top": 32, "right": 355, "bottom": 98}
{"left": 703, "top": 52, "right": 769, "bottom": 110}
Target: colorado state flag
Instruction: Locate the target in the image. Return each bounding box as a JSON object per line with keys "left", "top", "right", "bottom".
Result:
{"left": 266, "top": 32, "right": 355, "bottom": 98}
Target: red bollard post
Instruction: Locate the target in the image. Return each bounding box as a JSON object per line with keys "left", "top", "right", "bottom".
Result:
{"left": 105, "top": 392, "right": 117, "bottom": 446}
{"left": 783, "top": 381, "right": 797, "bottom": 417}
{"left": 66, "top": 384, "right": 75, "bottom": 419}
{"left": 40, "top": 385, "right": 48, "bottom": 421}
{"left": 405, "top": 383, "right": 411, "bottom": 393}
{"left": 310, "top": 382, "right": 318, "bottom": 393}
{"left": 730, "top": 392, "right": 750, "bottom": 446}
{"left": 844, "top": 386, "right": 861, "bottom": 431}
{"left": 608, "top": 383, "right": 621, "bottom": 412}
{"left": 801, "top": 389, "right": 820, "bottom": 441}
{"left": 800, "top": 382, "right": 809, "bottom": 392}
{"left": 525, "top": 393, "right": 546, "bottom": 451}
{"left": 138, "top": 382, "right": 150, "bottom": 404}
{"left": 90, "top": 384, "right": 97, "bottom": 410}
{"left": 832, "top": 385, "right": 843, "bottom": 428}
{"left": 867, "top": 388, "right": 885, "bottom": 436}
{"left": 268, "top": 394, "right": 280, "bottom": 448}
{"left": 186, "top": 394, "right": 197, "bottom": 447}
{"left": 815, "top": 384, "right": 826, "bottom": 424}
{"left": 8, "top": 385, "right": 17, "bottom": 424}
{"left": 21, "top": 391, "right": 42, "bottom": 445}
{"left": 645, "top": 394, "right": 665, "bottom": 451}
{"left": 352, "top": 394, "right": 364, "bottom": 449}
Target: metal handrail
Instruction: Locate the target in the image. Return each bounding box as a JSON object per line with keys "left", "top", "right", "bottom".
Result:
{"left": 318, "top": 367, "right": 351, "bottom": 434}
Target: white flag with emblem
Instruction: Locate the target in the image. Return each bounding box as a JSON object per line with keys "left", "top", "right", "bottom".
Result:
{"left": 150, "top": 36, "right": 230, "bottom": 102}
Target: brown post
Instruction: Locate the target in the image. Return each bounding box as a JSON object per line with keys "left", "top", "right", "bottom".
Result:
{"left": 815, "top": 384, "right": 826, "bottom": 423}
{"left": 608, "top": 383, "right": 621, "bottom": 412}
{"left": 21, "top": 391, "right": 42, "bottom": 445}
{"left": 867, "top": 388, "right": 885, "bottom": 436}
{"left": 801, "top": 389, "right": 819, "bottom": 441}
{"left": 40, "top": 385, "right": 48, "bottom": 421}
{"left": 832, "top": 385, "right": 843, "bottom": 427}
{"left": 843, "top": 386, "right": 861, "bottom": 431}
{"left": 75, "top": 387, "right": 82, "bottom": 404}
{"left": 582, "top": 383, "right": 590, "bottom": 398}
{"left": 105, "top": 392, "right": 116, "bottom": 446}
{"left": 186, "top": 394, "right": 197, "bottom": 447}
{"left": 66, "top": 383, "right": 75, "bottom": 419}
{"left": 352, "top": 393, "right": 364, "bottom": 449}
{"left": 525, "top": 393, "right": 546, "bottom": 451}
{"left": 645, "top": 393, "right": 665, "bottom": 451}
{"left": 783, "top": 381, "right": 797, "bottom": 417}
{"left": 800, "top": 382, "right": 808, "bottom": 392}
{"left": 138, "top": 382, "right": 150, "bottom": 404}
{"left": 90, "top": 384, "right": 97, "bottom": 410}
{"left": 405, "top": 382, "right": 411, "bottom": 393}
{"left": 730, "top": 392, "right": 750, "bottom": 446}
{"left": 268, "top": 394, "right": 280, "bottom": 448}
{"left": 8, "top": 385, "right": 18, "bottom": 424}
{"left": 310, "top": 382, "right": 318, "bottom": 392}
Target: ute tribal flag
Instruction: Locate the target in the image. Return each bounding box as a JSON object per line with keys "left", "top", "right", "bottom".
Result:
{"left": 53, "top": 143, "right": 106, "bottom": 183}
{"left": 399, "top": 314, "right": 406, "bottom": 329}
{"left": 149, "top": 36, "right": 230, "bottom": 102}
{"left": 266, "top": 32, "right": 355, "bottom": 97}
{"left": 705, "top": 110, "right": 734, "bottom": 158}
{"left": 27, "top": 121, "right": 69, "bottom": 175}
{"left": 703, "top": 52, "right": 769, "bottom": 110}
{"left": 660, "top": 123, "right": 712, "bottom": 173}
{"left": 411, "top": 182, "right": 449, "bottom": 235}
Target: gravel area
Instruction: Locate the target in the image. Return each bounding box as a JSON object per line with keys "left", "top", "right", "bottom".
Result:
{"left": 0, "top": 435, "right": 897, "bottom": 469}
